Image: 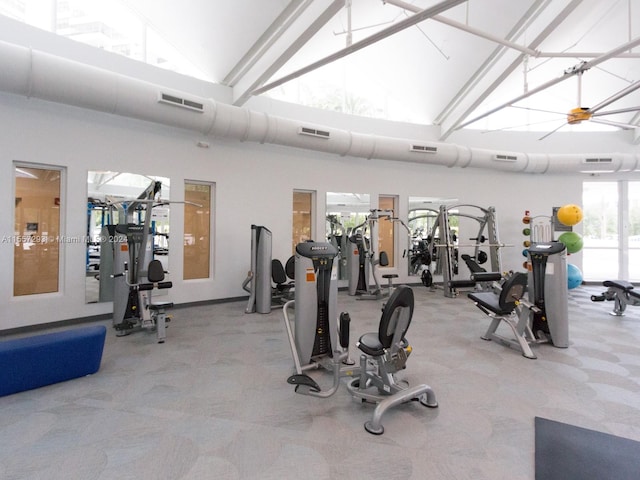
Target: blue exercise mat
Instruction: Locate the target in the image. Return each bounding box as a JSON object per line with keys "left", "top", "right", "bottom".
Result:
{"left": 535, "top": 416, "right": 640, "bottom": 480}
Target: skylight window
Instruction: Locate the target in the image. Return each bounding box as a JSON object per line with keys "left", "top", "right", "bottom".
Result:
{"left": 0, "top": 0, "right": 208, "bottom": 81}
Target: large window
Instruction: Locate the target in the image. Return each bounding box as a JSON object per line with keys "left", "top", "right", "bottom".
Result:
{"left": 292, "top": 190, "right": 314, "bottom": 254}
{"left": 0, "top": 0, "right": 207, "bottom": 81}
{"left": 14, "top": 164, "right": 62, "bottom": 296}
{"left": 582, "top": 180, "right": 639, "bottom": 282}
{"left": 184, "top": 182, "right": 212, "bottom": 280}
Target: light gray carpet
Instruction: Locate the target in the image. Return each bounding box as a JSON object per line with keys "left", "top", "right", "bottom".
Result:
{"left": 1, "top": 284, "right": 639, "bottom": 479}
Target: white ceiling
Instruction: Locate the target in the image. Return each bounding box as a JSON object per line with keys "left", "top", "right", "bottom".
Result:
{"left": 63, "top": 0, "right": 640, "bottom": 140}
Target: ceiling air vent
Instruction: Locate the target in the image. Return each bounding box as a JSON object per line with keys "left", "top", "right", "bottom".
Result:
{"left": 158, "top": 93, "right": 204, "bottom": 112}
{"left": 298, "top": 126, "right": 330, "bottom": 139}
{"left": 410, "top": 144, "right": 438, "bottom": 153}
{"left": 583, "top": 157, "right": 613, "bottom": 164}
{"left": 494, "top": 154, "right": 518, "bottom": 162}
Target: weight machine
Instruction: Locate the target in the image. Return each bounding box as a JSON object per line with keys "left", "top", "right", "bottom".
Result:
{"left": 283, "top": 241, "right": 438, "bottom": 434}
{"left": 426, "top": 204, "right": 504, "bottom": 298}
{"left": 106, "top": 181, "right": 175, "bottom": 342}
{"left": 346, "top": 209, "right": 394, "bottom": 300}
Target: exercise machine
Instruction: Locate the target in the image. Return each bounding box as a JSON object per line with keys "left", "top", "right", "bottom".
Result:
{"left": 591, "top": 280, "right": 640, "bottom": 316}
{"left": 427, "top": 204, "right": 505, "bottom": 298}
{"left": 112, "top": 259, "right": 173, "bottom": 343}
{"left": 346, "top": 209, "right": 394, "bottom": 300}
{"left": 468, "top": 272, "right": 541, "bottom": 359}
{"left": 242, "top": 224, "right": 273, "bottom": 314}
{"left": 468, "top": 241, "right": 569, "bottom": 358}
{"left": 109, "top": 180, "right": 174, "bottom": 341}
{"left": 528, "top": 242, "right": 569, "bottom": 348}
{"left": 283, "top": 241, "right": 437, "bottom": 434}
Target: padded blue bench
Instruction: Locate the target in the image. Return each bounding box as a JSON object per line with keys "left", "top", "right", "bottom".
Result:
{"left": 0, "top": 325, "right": 106, "bottom": 397}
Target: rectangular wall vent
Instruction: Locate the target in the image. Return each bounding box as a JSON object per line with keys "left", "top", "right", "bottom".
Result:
{"left": 583, "top": 157, "right": 613, "bottom": 164}
{"left": 494, "top": 154, "right": 518, "bottom": 162}
{"left": 298, "top": 126, "right": 330, "bottom": 139}
{"left": 158, "top": 92, "right": 204, "bottom": 112}
{"left": 410, "top": 144, "right": 438, "bottom": 153}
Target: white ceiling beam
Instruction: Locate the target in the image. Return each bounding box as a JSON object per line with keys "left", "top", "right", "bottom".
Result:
{"left": 223, "top": 0, "right": 313, "bottom": 87}
{"left": 432, "top": 0, "right": 551, "bottom": 125}
{"left": 589, "top": 79, "right": 640, "bottom": 114}
{"left": 384, "top": 0, "right": 539, "bottom": 56}
{"left": 537, "top": 51, "right": 640, "bottom": 58}
{"left": 232, "top": 0, "right": 345, "bottom": 106}
{"left": 439, "top": 0, "right": 583, "bottom": 138}
{"left": 251, "top": 0, "right": 467, "bottom": 97}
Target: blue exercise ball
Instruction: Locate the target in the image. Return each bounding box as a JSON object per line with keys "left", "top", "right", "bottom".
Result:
{"left": 567, "top": 263, "right": 583, "bottom": 289}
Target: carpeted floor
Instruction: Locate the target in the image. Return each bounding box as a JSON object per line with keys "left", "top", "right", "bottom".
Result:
{"left": 1, "top": 284, "right": 639, "bottom": 479}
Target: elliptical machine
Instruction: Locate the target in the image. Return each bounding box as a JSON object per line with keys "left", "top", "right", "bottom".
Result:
{"left": 283, "top": 241, "right": 438, "bottom": 434}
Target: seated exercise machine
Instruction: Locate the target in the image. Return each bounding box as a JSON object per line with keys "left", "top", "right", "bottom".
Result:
{"left": 113, "top": 258, "right": 173, "bottom": 343}
{"left": 468, "top": 241, "right": 569, "bottom": 359}
{"left": 283, "top": 241, "right": 437, "bottom": 434}
{"left": 591, "top": 280, "right": 640, "bottom": 316}
{"left": 271, "top": 257, "right": 295, "bottom": 303}
{"left": 243, "top": 225, "right": 295, "bottom": 313}
{"left": 468, "top": 272, "right": 540, "bottom": 359}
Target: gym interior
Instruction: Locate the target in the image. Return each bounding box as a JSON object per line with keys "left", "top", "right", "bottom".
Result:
{"left": 1, "top": 2, "right": 640, "bottom": 479}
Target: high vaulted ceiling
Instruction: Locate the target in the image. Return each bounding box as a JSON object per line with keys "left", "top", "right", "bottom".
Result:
{"left": 35, "top": 0, "right": 640, "bottom": 141}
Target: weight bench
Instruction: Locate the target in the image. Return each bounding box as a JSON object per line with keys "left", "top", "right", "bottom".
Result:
{"left": 0, "top": 325, "right": 106, "bottom": 397}
{"left": 591, "top": 280, "right": 640, "bottom": 316}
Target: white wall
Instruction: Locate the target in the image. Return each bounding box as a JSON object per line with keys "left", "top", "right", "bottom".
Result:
{"left": 2, "top": 16, "right": 635, "bottom": 330}
{"left": 0, "top": 89, "right": 586, "bottom": 331}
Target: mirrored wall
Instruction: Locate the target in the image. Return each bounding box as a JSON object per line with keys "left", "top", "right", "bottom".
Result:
{"left": 407, "top": 196, "right": 457, "bottom": 276}
{"left": 86, "top": 171, "right": 170, "bottom": 303}
{"left": 326, "top": 192, "right": 370, "bottom": 280}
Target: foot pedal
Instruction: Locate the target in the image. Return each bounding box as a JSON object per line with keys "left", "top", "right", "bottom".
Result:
{"left": 287, "top": 374, "right": 320, "bottom": 393}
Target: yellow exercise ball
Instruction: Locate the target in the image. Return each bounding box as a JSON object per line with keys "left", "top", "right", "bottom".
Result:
{"left": 557, "top": 204, "right": 583, "bottom": 226}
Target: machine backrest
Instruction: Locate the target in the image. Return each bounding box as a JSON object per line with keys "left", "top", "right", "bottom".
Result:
{"left": 285, "top": 255, "right": 295, "bottom": 280}
{"left": 147, "top": 259, "right": 166, "bottom": 283}
{"left": 379, "top": 251, "right": 389, "bottom": 267}
{"left": 378, "top": 285, "right": 414, "bottom": 348}
{"left": 498, "top": 272, "right": 528, "bottom": 311}
{"left": 271, "top": 259, "right": 288, "bottom": 285}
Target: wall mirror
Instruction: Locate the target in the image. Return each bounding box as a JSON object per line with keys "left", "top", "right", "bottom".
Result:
{"left": 86, "top": 171, "right": 170, "bottom": 304}
{"left": 407, "top": 196, "right": 457, "bottom": 276}
{"left": 325, "top": 192, "right": 370, "bottom": 280}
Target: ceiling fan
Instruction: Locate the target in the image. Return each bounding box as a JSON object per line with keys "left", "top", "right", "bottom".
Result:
{"left": 458, "top": 36, "right": 640, "bottom": 139}
{"left": 536, "top": 73, "right": 640, "bottom": 140}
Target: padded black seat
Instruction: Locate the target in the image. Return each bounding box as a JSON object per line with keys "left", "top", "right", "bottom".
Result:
{"left": 144, "top": 260, "right": 173, "bottom": 310}
{"left": 468, "top": 272, "right": 527, "bottom": 316}
{"left": 357, "top": 333, "right": 385, "bottom": 356}
{"left": 603, "top": 280, "right": 640, "bottom": 300}
{"left": 147, "top": 259, "right": 172, "bottom": 288}
{"left": 603, "top": 279, "right": 634, "bottom": 290}
{"left": 461, "top": 253, "right": 485, "bottom": 273}
{"left": 272, "top": 259, "right": 294, "bottom": 293}
{"left": 149, "top": 301, "right": 173, "bottom": 310}
{"left": 357, "top": 285, "right": 414, "bottom": 357}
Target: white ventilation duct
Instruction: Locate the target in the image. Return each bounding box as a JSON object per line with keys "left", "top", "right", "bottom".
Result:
{"left": 0, "top": 39, "right": 638, "bottom": 175}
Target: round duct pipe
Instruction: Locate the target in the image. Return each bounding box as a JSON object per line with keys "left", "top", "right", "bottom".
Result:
{"left": 0, "top": 39, "right": 637, "bottom": 175}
